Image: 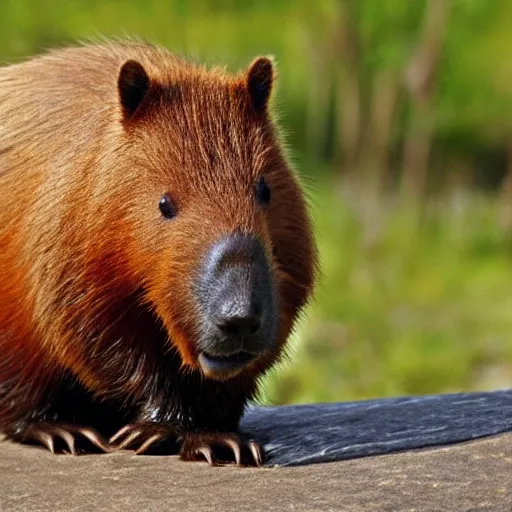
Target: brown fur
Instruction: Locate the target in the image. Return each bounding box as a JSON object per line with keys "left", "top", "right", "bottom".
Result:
{"left": 0, "top": 40, "right": 317, "bottom": 459}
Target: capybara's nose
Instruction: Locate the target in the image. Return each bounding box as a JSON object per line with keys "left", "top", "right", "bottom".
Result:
{"left": 195, "top": 233, "right": 277, "bottom": 379}
{"left": 216, "top": 313, "right": 261, "bottom": 338}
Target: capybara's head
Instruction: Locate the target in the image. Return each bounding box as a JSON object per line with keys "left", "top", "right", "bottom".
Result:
{"left": 117, "top": 55, "right": 317, "bottom": 380}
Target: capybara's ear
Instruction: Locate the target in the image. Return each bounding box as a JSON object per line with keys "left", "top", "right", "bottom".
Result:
{"left": 246, "top": 57, "right": 274, "bottom": 112}
{"left": 118, "top": 60, "right": 150, "bottom": 121}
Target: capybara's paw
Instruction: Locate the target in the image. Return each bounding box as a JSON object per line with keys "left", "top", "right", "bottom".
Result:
{"left": 109, "top": 422, "right": 178, "bottom": 454}
{"left": 19, "top": 422, "right": 111, "bottom": 455}
{"left": 179, "top": 432, "right": 263, "bottom": 467}
{"left": 109, "top": 423, "right": 263, "bottom": 466}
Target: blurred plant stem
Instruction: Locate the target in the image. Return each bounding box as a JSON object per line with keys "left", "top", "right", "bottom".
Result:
{"left": 499, "top": 139, "right": 512, "bottom": 229}
{"left": 334, "top": 0, "right": 362, "bottom": 180}
{"left": 401, "top": 0, "right": 452, "bottom": 201}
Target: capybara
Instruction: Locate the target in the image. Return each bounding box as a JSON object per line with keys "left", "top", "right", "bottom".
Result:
{"left": 0, "top": 40, "right": 317, "bottom": 465}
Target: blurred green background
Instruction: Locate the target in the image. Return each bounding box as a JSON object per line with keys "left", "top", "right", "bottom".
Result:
{"left": 3, "top": 0, "right": 512, "bottom": 405}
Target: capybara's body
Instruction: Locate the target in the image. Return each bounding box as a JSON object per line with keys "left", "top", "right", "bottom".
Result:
{"left": 0, "top": 41, "right": 316, "bottom": 464}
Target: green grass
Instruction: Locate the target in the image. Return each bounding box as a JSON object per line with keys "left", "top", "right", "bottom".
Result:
{"left": 261, "top": 183, "right": 512, "bottom": 405}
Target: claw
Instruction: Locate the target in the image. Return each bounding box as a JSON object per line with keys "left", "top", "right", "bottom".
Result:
{"left": 248, "top": 440, "right": 263, "bottom": 467}
{"left": 79, "top": 428, "right": 112, "bottom": 453}
{"left": 109, "top": 425, "right": 262, "bottom": 466}
{"left": 57, "top": 429, "right": 77, "bottom": 455}
{"left": 117, "top": 430, "right": 143, "bottom": 450}
{"left": 21, "top": 423, "right": 110, "bottom": 455}
{"left": 135, "top": 434, "right": 164, "bottom": 454}
{"left": 109, "top": 425, "right": 131, "bottom": 444}
{"left": 197, "top": 446, "right": 214, "bottom": 466}
{"left": 36, "top": 432, "right": 55, "bottom": 454}
{"left": 224, "top": 438, "right": 242, "bottom": 465}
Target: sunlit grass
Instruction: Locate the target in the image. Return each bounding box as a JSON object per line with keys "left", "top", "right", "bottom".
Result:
{"left": 262, "top": 184, "right": 512, "bottom": 404}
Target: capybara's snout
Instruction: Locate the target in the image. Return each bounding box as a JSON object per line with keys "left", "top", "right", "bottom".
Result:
{"left": 195, "top": 233, "right": 277, "bottom": 379}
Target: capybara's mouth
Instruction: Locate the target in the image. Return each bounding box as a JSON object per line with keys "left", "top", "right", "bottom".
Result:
{"left": 198, "top": 350, "right": 257, "bottom": 380}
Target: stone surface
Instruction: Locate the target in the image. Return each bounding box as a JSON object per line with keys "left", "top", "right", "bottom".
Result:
{"left": 2, "top": 390, "right": 512, "bottom": 511}
{"left": 242, "top": 390, "right": 512, "bottom": 466}
{"left": 1, "top": 433, "right": 511, "bottom": 511}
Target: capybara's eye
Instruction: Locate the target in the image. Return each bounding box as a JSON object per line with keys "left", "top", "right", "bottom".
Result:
{"left": 159, "top": 194, "right": 177, "bottom": 219}
{"left": 256, "top": 177, "right": 271, "bottom": 206}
